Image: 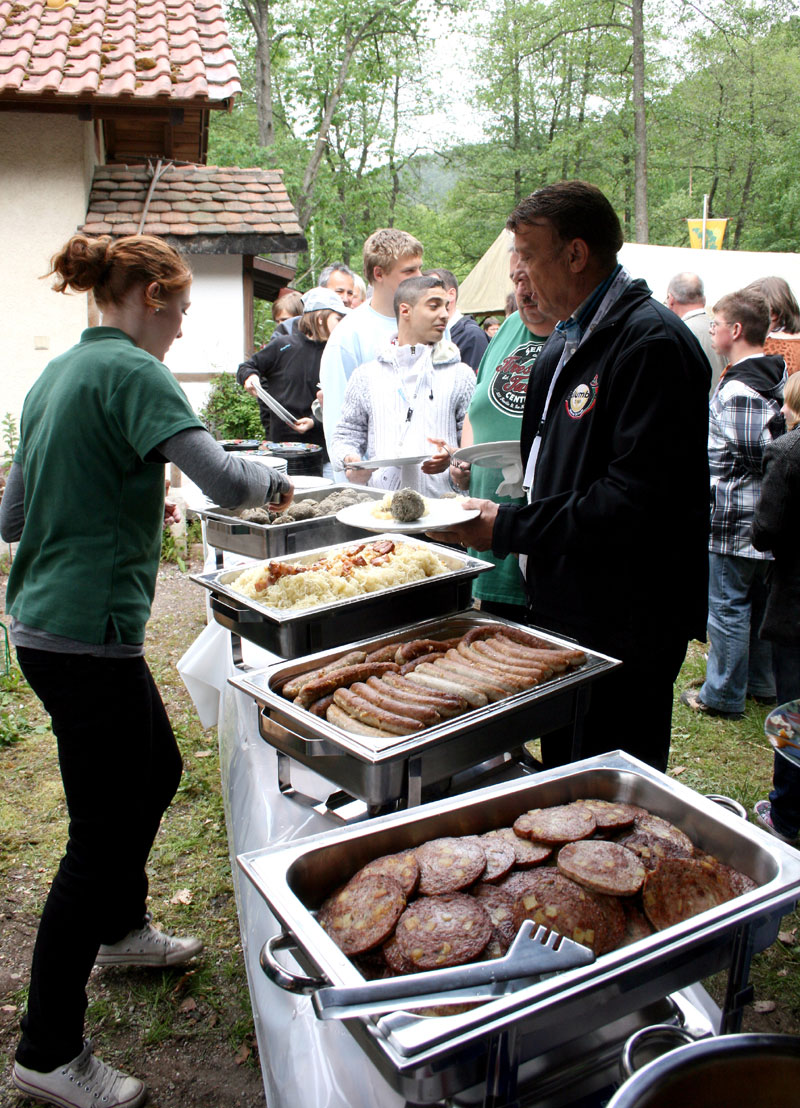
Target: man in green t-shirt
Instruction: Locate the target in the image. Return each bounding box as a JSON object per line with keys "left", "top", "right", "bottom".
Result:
{"left": 450, "top": 251, "right": 556, "bottom": 619}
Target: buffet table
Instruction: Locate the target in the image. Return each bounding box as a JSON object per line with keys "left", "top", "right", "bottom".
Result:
{"left": 177, "top": 496, "right": 800, "bottom": 1108}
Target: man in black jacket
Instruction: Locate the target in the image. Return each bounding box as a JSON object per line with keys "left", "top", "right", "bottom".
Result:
{"left": 430, "top": 181, "right": 711, "bottom": 771}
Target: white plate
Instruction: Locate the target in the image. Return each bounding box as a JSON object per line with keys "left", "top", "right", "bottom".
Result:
{"left": 344, "top": 454, "right": 430, "bottom": 471}
{"left": 765, "top": 700, "right": 800, "bottom": 766}
{"left": 336, "top": 498, "right": 479, "bottom": 534}
{"left": 452, "top": 441, "right": 521, "bottom": 469}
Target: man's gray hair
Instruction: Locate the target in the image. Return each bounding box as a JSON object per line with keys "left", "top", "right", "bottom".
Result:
{"left": 667, "top": 272, "right": 705, "bottom": 305}
{"left": 319, "top": 262, "right": 355, "bottom": 287}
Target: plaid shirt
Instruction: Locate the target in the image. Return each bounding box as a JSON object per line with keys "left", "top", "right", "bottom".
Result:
{"left": 708, "top": 356, "right": 785, "bottom": 558}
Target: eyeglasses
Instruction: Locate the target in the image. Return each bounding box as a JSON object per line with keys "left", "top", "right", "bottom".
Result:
{"left": 708, "top": 320, "right": 729, "bottom": 332}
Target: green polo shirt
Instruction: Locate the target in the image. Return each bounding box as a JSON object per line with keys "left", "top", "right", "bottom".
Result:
{"left": 467, "top": 313, "right": 547, "bottom": 606}
{"left": 7, "top": 327, "right": 202, "bottom": 644}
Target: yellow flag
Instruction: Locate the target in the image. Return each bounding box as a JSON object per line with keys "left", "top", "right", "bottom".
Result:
{"left": 687, "top": 219, "right": 728, "bottom": 249}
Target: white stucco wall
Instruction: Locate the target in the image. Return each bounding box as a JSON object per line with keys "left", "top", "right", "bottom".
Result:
{"left": 168, "top": 253, "right": 245, "bottom": 414}
{"left": 1, "top": 112, "right": 97, "bottom": 430}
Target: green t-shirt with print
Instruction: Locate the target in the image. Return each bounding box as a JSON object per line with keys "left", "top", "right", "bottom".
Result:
{"left": 467, "top": 313, "right": 548, "bottom": 606}
{"left": 7, "top": 327, "right": 203, "bottom": 644}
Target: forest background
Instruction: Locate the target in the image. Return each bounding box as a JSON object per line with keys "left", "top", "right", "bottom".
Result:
{"left": 209, "top": 0, "right": 800, "bottom": 334}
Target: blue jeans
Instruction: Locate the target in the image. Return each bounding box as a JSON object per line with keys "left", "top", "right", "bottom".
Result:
{"left": 700, "top": 553, "right": 775, "bottom": 713}
{"left": 769, "top": 644, "right": 800, "bottom": 838}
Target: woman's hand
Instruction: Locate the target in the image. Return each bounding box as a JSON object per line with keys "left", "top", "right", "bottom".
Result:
{"left": 292, "top": 417, "right": 315, "bottom": 435}
{"left": 268, "top": 483, "right": 295, "bottom": 512}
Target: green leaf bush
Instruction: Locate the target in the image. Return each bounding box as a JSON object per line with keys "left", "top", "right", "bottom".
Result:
{"left": 200, "top": 373, "right": 263, "bottom": 441}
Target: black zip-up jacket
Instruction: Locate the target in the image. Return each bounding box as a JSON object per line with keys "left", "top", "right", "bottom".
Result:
{"left": 752, "top": 425, "right": 800, "bottom": 645}
{"left": 492, "top": 278, "right": 711, "bottom": 658}
{"left": 237, "top": 330, "right": 327, "bottom": 455}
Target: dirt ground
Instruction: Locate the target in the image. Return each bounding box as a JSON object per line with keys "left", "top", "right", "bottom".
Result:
{"left": 0, "top": 563, "right": 267, "bottom": 1108}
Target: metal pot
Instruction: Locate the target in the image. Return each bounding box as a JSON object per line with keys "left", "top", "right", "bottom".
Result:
{"left": 609, "top": 1029, "right": 800, "bottom": 1108}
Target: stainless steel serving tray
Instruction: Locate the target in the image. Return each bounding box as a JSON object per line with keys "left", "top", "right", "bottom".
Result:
{"left": 191, "top": 534, "right": 494, "bottom": 658}
{"left": 200, "top": 485, "right": 386, "bottom": 559}
{"left": 230, "top": 611, "right": 619, "bottom": 808}
{"left": 238, "top": 752, "right": 800, "bottom": 1102}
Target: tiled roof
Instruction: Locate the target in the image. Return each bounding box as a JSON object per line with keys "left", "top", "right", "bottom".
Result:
{"left": 0, "top": 0, "right": 239, "bottom": 105}
{"left": 80, "top": 163, "right": 306, "bottom": 252}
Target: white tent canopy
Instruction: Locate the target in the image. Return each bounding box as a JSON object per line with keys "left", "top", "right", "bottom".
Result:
{"left": 457, "top": 231, "right": 800, "bottom": 317}
{"left": 457, "top": 230, "right": 515, "bottom": 315}
{"left": 619, "top": 242, "right": 800, "bottom": 307}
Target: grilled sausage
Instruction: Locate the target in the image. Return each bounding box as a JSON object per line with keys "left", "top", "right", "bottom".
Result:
{"left": 308, "top": 693, "right": 335, "bottom": 717}
{"left": 371, "top": 675, "right": 467, "bottom": 717}
{"left": 406, "top": 668, "right": 489, "bottom": 708}
{"left": 441, "top": 651, "right": 537, "bottom": 694}
{"left": 365, "top": 643, "right": 404, "bottom": 663}
{"left": 429, "top": 658, "right": 513, "bottom": 701}
{"left": 294, "top": 662, "right": 400, "bottom": 708}
{"left": 470, "top": 639, "right": 553, "bottom": 675}
{"left": 326, "top": 702, "right": 394, "bottom": 737}
{"left": 332, "top": 688, "right": 423, "bottom": 735}
{"left": 395, "top": 639, "right": 449, "bottom": 664}
{"left": 494, "top": 635, "right": 585, "bottom": 668}
{"left": 456, "top": 642, "right": 547, "bottom": 681}
{"left": 349, "top": 682, "right": 441, "bottom": 725}
{"left": 461, "top": 624, "right": 558, "bottom": 650}
{"left": 399, "top": 652, "right": 446, "bottom": 674}
{"left": 281, "top": 650, "right": 368, "bottom": 699}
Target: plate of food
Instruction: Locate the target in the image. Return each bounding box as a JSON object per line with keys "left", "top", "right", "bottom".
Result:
{"left": 336, "top": 489, "right": 479, "bottom": 534}
{"left": 343, "top": 454, "right": 430, "bottom": 471}
{"left": 452, "top": 441, "right": 522, "bottom": 469}
{"left": 765, "top": 700, "right": 800, "bottom": 765}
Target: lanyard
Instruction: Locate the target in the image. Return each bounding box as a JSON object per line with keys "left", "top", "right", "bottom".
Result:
{"left": 395, "top": 347, "right": 432, "bottom": 448}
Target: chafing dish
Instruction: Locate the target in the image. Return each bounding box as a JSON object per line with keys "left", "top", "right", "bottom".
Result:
{"left": 192, "top": 534, "right": 494, "bottom": 658}
{"left": 200, "top": 485, "right": 386, "bottom": 559}
{"left": 230, "top": 611, "right": 619, "bottom": 809}
{"left": 238, "top": 752, "right": 800, "bottom": 1104}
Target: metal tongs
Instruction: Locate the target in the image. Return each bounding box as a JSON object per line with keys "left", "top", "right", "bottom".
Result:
{"left": 251, "top": 379, "right": 299, "bottom": 428}
{"left": 312, "top": 921, "right": 594, "bottom": 1021}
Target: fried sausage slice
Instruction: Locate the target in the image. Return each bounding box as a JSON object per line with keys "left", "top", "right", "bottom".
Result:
{"left": 514, "top": 803, "right": 597, "bottom": 844}
{"left": 642, "top": 859, "right": 733, "bottom": 931}
{"left": 557, "top": 840, "right": 647, "bottom": 897}
{"left": 318, "top": 873, "right": 406, "bottom": 955}
{"left": 415, "top": 836, "right": 487, "bottom": 895}
{"left": 395, "top": 894, "right": 492, "bottom": 970}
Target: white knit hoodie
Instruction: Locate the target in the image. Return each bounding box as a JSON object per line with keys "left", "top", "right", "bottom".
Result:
{"left": 331, "top": 336, "right": 475, "bottom": 496}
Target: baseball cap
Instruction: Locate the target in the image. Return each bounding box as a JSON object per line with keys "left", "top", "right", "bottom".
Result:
{"left": 301, "top": 287, "right": 350, "bottom": 314}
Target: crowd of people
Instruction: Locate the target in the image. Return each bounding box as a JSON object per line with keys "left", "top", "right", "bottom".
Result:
{"left": 240, "top": 185, "right": 800, "bottom": 840}
{"left": 3, "top": 179, "right": 800, "bottom": 1108}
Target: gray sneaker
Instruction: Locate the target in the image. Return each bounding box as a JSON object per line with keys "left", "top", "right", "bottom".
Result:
{"left": 96, "top": 912, "right": 203, "bottom": 967}
{"left": 13, "top": 1040, "right": 146, "bottom": 1108}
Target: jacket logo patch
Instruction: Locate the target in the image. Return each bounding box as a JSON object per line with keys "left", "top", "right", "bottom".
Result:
{"left": 566, "top": 375, "right": 598, "bottom": 419}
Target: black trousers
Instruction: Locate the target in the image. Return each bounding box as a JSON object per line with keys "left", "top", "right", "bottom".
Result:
{"left": 15, "top": 648, "right": 182, "bottom": 1072}
{"left": 538, "top": 631, "right": 689, "bottom": 774}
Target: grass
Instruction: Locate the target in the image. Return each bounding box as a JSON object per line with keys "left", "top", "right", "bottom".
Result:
{"left": 673, "top": 642, "right": 800, "bottom": 1029}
